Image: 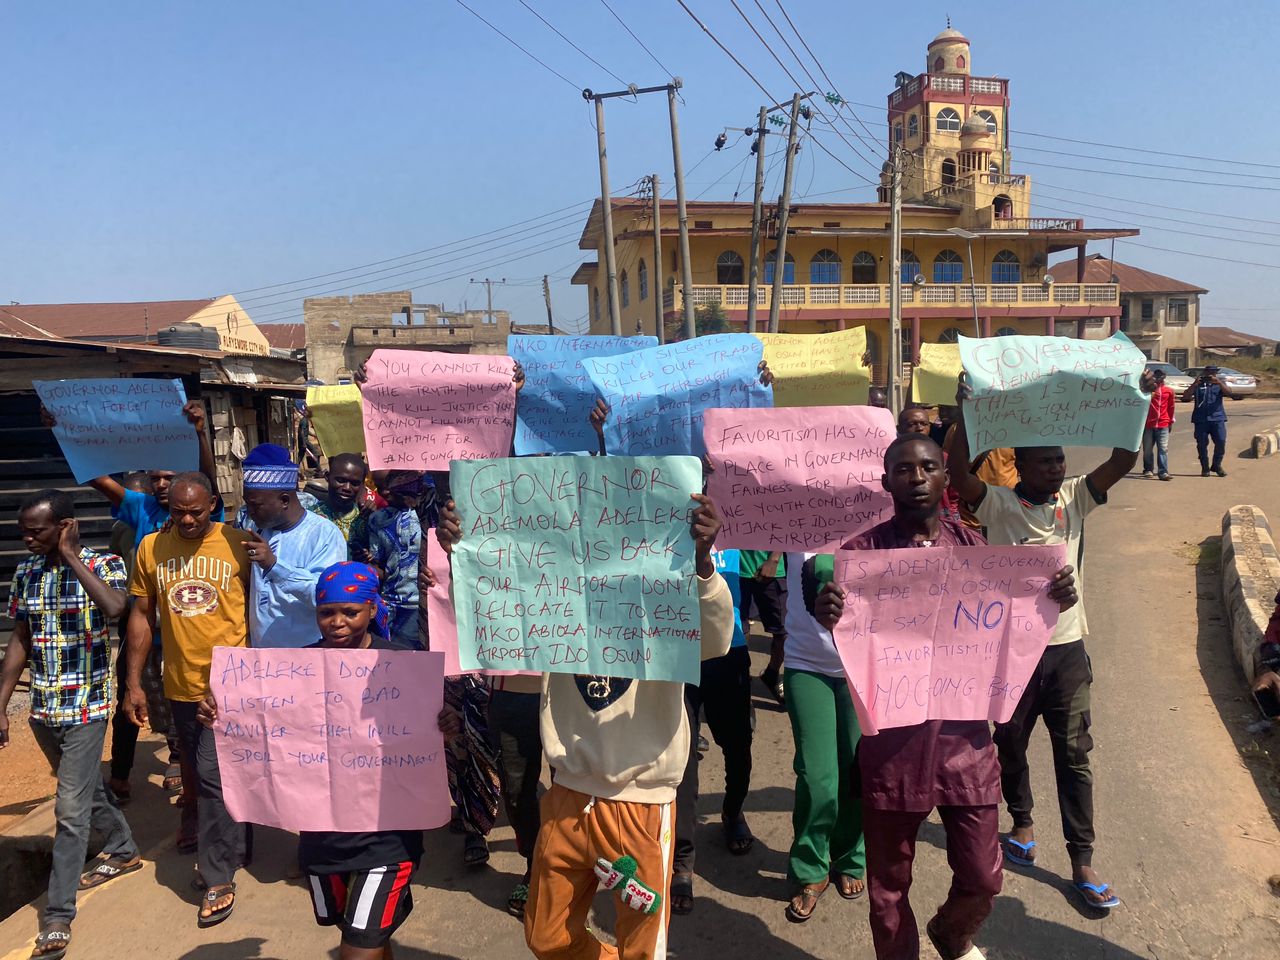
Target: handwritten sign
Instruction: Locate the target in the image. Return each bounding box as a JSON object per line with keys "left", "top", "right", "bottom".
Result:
{"left": 912, "top": 342, "right": 962, "bottom": 406}
{"left": 704, "top": 406, "right": 894, "bottom": 551}
{"left": 210, "top": 646, "right": 450, "bottom": 832}
{"left": 755, "top": 327, "right": 869, "bottom": 407}
{"left": 583, "top": 334, "right": 772, "bottom": 456}
{"left": 35, "top": 378, "right": 197, "bottom": 483}
{"left": 306, "top": 384, "right": 365, "bottom": 457}
{"left": 959, "top": 331, "right": 1147, "bottom": 453}
{"left": 361, "top": 350, "right": 516, "bottom": 470}
{"left": 509, "top": 334, "right": 656, "bottom": 454}
{"left": 450, "top": 455, "right": 703, "bottom": 683}
{"left": 831, "top": 544, "right": 1065, "bottom": 735}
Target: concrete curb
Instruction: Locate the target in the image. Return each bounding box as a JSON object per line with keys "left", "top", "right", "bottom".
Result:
{"left": 1220, "top": 504, "right": 1280, "bottom": 683}
{"left": 1250, "top": 425, "right": 1280, "bottom": 457}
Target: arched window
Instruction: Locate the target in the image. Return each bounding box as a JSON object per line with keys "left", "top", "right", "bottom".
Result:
{"left": 893, "top": 122, "right": 903, "bottom": 144}
{"left": 864, "top": 330, "right": 881, "bottom": 366}
{"left": 956, "top": 54, "right": 966, "bottom": 70}
{"left": 852, "top": 251, "right": 877, "bottom": 284}
{"left": 620, "top": 269, "right": 630, "bottom": 308}
{"left": 938, "top": 327, "right": 964, "bottom": 344}
{"left": 989, "top": 160, "right": 1001, "bottom": 177}
{"left": 638, "top": 259, "right": 649, "bottom": 300}
{"left": 593, "top": 288, "right": 601, "bottom": 322}
{"left": 907, "top": 114, "right": 918, "bottom": 139}
{"left": 765, "top": 250, "right": 795, "bottom": 284}
{"left": 941, "top": 157, "right": 957, "bottom": 187}
{"left": 900, "top": 249, "right": 920, "bottom": 285}
{"left": 810, "top": 249, "right": 841, "bottom": 284}
{"left": 993, "top": 194, "right": 1013, "bottom": 220}
{"left": 936, "top": 108, "right": 961, "bottom": 133}
{"left": 933, "top": 249, "right": 964, "bottom": 284}
{"left": 996, "top": 326, "right": 1019, "bottom": 337}
{"left": 991, "top": 250, "right": 1021, "bottom": 284}
{"left": 976, "top": 109, "right": 997, "bottom": 134}
{"left": 933, "top": 56, "right": 945, "bottom": 73}
{"left": 716, "top": 250, "right": 744, "bottom": 284}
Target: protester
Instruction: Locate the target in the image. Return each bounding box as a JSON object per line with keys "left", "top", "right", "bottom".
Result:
{"left": 1182, "top": 364, "right": 1233, "bottom": 477}
{"left": 437, "top": 491, "right": 733, "bottom": 960}
{"left": 0, "top": 490, "right": 141, "bottom": 960}
{"left": 1143, "top": 368, "right": 1176, "bottom": 481}
{"left": 671, "top": 547, "right": 756, "bottom": 915}
{"left": 124, "top": 471, "right": 251, "bottom": 927}
{"left": 364, "top": 470, "right": 428, "bottom": 650}
{"left": 948, "top": 374, "right": 1152, "bottom": 911}
{"left": 740, "top": 550, "right": 788, "bottom": 705}
{"left": 942, "top": 426, "right": 1017, "bottom": 531}
{"left": 900, "top": 406, "right": 961, "bottom": 523}
{"left": 868, "top": 386, "right": 889, "bottom": 409}
{"left": 309, "top": 452, "right": 371, "bottom": 545}
{"left": 779, "top": 548, "right": 866, "bottom": 922}
{"left": 810, "top": 434, "right": 1078, "bottom": 960}
{"left": 485, "top": 669, "right": 545, "bottom": 919}
{"left": 239, "top": 443, "right": 347, "bottom": 648}
{"left": 197, "top": 560, "right": 456, "bottom": 960}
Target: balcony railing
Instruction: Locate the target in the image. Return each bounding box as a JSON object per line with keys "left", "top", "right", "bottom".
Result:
{"left": 890, "top": 74, "right": 1007, "bottom": 105}
{"left": 671, "top": 282, "right": 1118, "bottom": 311}
{"left": 993, "top": 217, "right": 1084, "bottom": 231}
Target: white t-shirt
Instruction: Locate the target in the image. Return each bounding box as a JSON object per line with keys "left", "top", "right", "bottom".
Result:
{"left": 975, "top": 475, "right": 1103, "bottom": 645}
{"left": 782, "top": 551, "right": 845, "bottom": 676}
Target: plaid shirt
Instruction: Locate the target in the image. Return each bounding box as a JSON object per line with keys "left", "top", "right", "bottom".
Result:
{"left": 8, "top": 548, "right": 127, "bottom": 726}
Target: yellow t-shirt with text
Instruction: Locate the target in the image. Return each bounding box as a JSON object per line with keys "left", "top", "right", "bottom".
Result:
{"left": 130, "top": 523, "right": 251, "bottom": 701}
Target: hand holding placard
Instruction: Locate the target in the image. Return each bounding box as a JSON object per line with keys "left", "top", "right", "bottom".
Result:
{"left": 755, "top": 327, "right": 869, "bottom": 407}
{"left": 306, "top": 384, "right": 365, "bottom": 456}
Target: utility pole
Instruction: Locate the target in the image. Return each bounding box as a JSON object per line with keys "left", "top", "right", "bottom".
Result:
{"left": 590, "top": 94, "right": 622, "bottom": 335}
{"left": 469, "top": 277, "right": 507, "bottom": 325}
{"left": 542, "top": 275, "right": 555, "bottom": 336}
{"left": 767, "top": 93, "right": 807, "bottom": 333}
{"left": 650, "top": 174, "right": 664, "bottom": 343}
{"left": 746, "top": 107, "right": 767, "bottom": 333}
{"left": 667, "top": 80, "right": 696, "bottom": 341}
{"left": 888, "top": 147, "right": 904, "bottom": 416}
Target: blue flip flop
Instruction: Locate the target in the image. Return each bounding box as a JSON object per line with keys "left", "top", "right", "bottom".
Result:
{"left": 1001, "top": 836, "right": 1036, "bottom": 867}
{"left": 1074, "top": 881, "right": 1121, "bottom": 910}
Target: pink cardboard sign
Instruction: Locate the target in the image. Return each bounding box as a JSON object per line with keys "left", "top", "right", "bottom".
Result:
{"left": 831, "top": 544, "right": 1066, "bottom": 735}
{"left": 361, "top": 350, "right": 516, "bottom": 471}
{"left": 704, "top": 406, "right": 895, "bottom": 550}
{"left": 210, "top": 646, "right": 451, "bottom": 832}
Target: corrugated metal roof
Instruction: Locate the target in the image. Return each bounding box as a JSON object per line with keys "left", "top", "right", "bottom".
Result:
{"left": 1048, "top": 254, "right": 1208, "bottom": 294}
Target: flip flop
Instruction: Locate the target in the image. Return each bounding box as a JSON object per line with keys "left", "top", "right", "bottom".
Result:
{"left": 197, "top": 884, "right": 236, "bottom": 927}
{"left": 723, "top": 814, "right": 756, "bottom": 856}
{"left": 79, "top": 855, "right": 143, "bottom": 889}
{"left": 1001, "top": 836, "right": 1036, "bottom": 867}
{"left": 506, "top": 882, "right": 530, "bottom": 920}
{"left": 784, "top": 879, "right": 828, "bottom": 923}
{"left": 833, "top": 872, "right": 865, "bottom": 900}
{"left": 1074, "top": 881, "right": 1121, "bottom": 910}
{"left": 463, "top": 833, "right": 490, "bottom": 866}
{"left": 670, "top": 873, "right": 694, "bottom": 915}
{"left": 30, "top": 924, "right": 71, "bottom": 960}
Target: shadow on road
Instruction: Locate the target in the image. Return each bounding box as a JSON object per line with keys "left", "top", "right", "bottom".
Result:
{"left": 981, "top": 897, "right": 1148, "bottom": 960}
{"left": 175, "top": 939, "right": 283, "bottom": 960}
{"left": 1192, "top": 534, "right": 1280, "bottom": 835}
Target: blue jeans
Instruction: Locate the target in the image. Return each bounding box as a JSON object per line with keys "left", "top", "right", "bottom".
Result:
{"left": 1142, "top": 427, "right": 1170, "bottom": 475}
{"left": 29, "top": 719, "right": 138, "bottom": 924}
{"left": 1194, "top": 421, "right": 1227, "bottom": 470}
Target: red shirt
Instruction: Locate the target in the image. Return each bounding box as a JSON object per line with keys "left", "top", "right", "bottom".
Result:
{"left": 1146, "top": 385, "right": 1176, "bottom": 429}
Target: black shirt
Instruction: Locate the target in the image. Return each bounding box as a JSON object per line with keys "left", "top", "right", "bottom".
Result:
{"left": 296, "top": 636, "right": 426, "bottom": 874}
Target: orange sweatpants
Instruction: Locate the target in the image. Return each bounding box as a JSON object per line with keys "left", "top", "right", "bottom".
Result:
{"left": 524, "top": 783, "right": 674, "bottom": 960}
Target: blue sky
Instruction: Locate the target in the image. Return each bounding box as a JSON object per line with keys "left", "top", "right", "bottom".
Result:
{"left": 4, "top": 1, "right": 1279, "bottom": 337}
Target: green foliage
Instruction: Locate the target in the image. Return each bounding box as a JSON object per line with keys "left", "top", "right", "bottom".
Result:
{"left": 663, "top": 300, "right": 730, "bottom": 342}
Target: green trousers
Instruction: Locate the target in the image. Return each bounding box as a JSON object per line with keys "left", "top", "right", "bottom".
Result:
{"left": 784, "top": 667, "right": 865, "bottom": 885}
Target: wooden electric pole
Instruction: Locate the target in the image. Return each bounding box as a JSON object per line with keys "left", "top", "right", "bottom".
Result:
{"left": 542, "top": 275, "right": 555, "bottom": 336}
{"left": 767, "top": 93, "right": 810, "bottom": 333}
{"left": 667, "top": 80, "right": 696, "bottom": 340}
{"left": 650, "top": 174, "right": 664, "bottom": 343}
{"left": 888, "top": 147, "right": 904, "bottom": 416}
{"left": 746, "top": 107, "right": 767, "bottom": 333}
{"left": 468, "top": 277, "right": 506, "bottom": 325}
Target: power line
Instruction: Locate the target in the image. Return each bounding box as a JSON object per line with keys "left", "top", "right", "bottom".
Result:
{"left": 597, "top": 0, "right": 675, "bottom": 78}
{"left": 514, "top": 0, "right": 627, "bottom": 86}
{"left": 1018, "top": 143, "right": 1280, "bottom": 182}
{"left": 1032, "top": 180, "right": 1280, "bottom": 228}
{"left": 1032, "top": 198, "right": 1280, "bottom": 250}
{"left": 1034, "top": 187, "right": 1280, "bottom": 240}
{"left": 452, "top": 0, "right": 580, "bottom": 91}
{"left": 1018, "top": 158, "right": 1280, "bottom": 192}
{"left": 1121, "top": 240, "right": 1280, "bottom": 271}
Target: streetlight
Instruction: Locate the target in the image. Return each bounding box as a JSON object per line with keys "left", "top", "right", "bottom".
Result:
{"left": 947, "top": 226, "right": 982, "bottom": 338}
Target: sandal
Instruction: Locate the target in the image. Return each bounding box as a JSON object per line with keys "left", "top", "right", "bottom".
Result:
{"left": 79, "top": 854, "right": 142, "bottom": 889}
{"left": 506, "top": 881, "right": 530, "bottom": 920}
{"left": 670, "top": 872, "right": 694, "bottom": 915}
{"left": 197, "top": 883, "right": 236, "bottom": 928}
{"left": 162, "top": 764, "right": 184, "bottom": 793}
{"left": 1001, "top": 835, "right": 1036, "bottom": 867}
{"left": 833, "top": 872, "right": 865, "bottom": 900}
{"left": 1074, "top": 881, "right": 1121, "bottom": 910}
{"left": 759, "top": 668, "right": 785, "bottom": 707}
{"left": 784, "top": 878, "right": 829, "bottom": 923}
{"left": 31, "top": 923, "right": 71, "bottom": 959}
{"left": 463, "top": 833, "right": 490, "bottom": 866}
{"left": 176, "top": 825, "right": 198, "bottom": 855}
{"left": 723, "top": 814, "right": 755, "bottom": 856}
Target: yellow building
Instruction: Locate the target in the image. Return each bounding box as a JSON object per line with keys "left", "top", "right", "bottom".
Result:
{"left": 573, "top": 26, "right": 1138, "bottom": 375}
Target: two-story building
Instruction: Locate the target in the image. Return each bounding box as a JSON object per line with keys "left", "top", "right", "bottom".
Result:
{"left": 573, "top": 26, "right": 1139, "bottom": 375}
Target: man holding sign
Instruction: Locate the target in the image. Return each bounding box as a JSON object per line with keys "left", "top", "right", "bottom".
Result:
{"left": 949, "top": 373, "right": 1151, "bottom": 911}
{"left": 812, "top": 433, "right": 1078, "bottom": 960}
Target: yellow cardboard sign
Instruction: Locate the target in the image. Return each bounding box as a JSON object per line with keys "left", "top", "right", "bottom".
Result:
{"left": 754, "top": 327, "right": 869, "bottom": 407}
{"left": 912, "top": 342, "right": 963, "bottom": 406}
{"left": 306, "top": 384, "right": 365, "bottom": 456}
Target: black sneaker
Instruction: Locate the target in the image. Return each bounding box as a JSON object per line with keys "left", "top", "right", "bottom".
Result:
{"left": 1213, "top": 466, "right": 1227, "bottom": 477}
{"left": 1201, "top": 469, "right": 1211, "bottom": 477}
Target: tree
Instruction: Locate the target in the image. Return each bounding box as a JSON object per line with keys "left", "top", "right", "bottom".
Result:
{"left": 664, "top": 300, "right": 730, "bottom": 341}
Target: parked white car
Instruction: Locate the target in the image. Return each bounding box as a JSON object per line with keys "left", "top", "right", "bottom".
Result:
{"left": 1145, "top": 361, "right": 1194, "bottom": 396}
{"left": 1184, "top": 366, "right": 1258, "bottom": 399}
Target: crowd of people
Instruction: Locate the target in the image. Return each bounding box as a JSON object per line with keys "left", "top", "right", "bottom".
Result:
{"left": 0, "top": 359, "right": 1264, "bottom": 960}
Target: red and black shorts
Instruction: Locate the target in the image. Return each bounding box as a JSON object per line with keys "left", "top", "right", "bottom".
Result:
{"left": 307, "top": 861, "right": 416, "bottom": 949}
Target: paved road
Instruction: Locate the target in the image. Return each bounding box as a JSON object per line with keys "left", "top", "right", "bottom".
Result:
{"left": 4, "top": 401, "right": 1280, "bottom": 959}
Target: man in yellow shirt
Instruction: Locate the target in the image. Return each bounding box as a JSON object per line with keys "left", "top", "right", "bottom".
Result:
{"left": 124, "top": 471, "right": 251, "bottom": 929}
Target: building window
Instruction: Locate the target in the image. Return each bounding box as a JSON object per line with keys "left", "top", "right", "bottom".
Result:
{"left": 936, "top": 108, "right": 961, "bottom": 133}
{"left": 907, "top": 114, "right": 918, "bottom": 138}
{"left": 976, "top": 109, "right": 997, "bottom": 135}
{"left": 933, "top": 56, "right": 945, "bottom": 73}
{"left": 716, "top": 250, "right": 744, "bottom": 284}
{"left": 764, "top": 250, "right": 795, "bottom": 284}
{"left": 1168, "top": 298, "right": 1189, "bottom": 324}
{"left": 638, "top": 259, "right": 648, "bottom": 300}
{"left": 993, "top": 194, "right": 1013, "bottom": 219}
{"left": 1141, "top": 299, "right": 1154, "bottom": 321}
{"left": 810, "top": 249, "right": 841, "bottom": 284}
{"left": 852, "top": 251, "right": 877, "bottom": 284}
{"left": 941, "top": 158, "right": 957, "bottom": 186}
{"left": 900, "top": 249, "right": 921, "bottom": 285}
{"left": 1120, "top": 300, "right": 1129, "bottom": 321}
{"left": 933, "top": 249, "right": 964, "bottom": 284}
{"left": 1167, "top": 349, "right": 1189, "bottom": 369}
{"left": 593, "top": 288, "right": 601, "bottom": 322}
{"left": 938, "top": 326, "right": 964, "bottom": 344}
{"left": 894, "top": 122, "right": 903, "bottom": 143}
{"left": 996, "top": 326, "right": 1018, "bottom": 337}
{"left": 865, "top": 330, "right": 881, "bottom": 365}
{"left": 991, "top": 250, "right": 1021, "bottom": 284}
{"left": 620, "top": 270, "right": 630, "bottom": 308}
{"left": 989, "top": 160, "right": 1001, "bottom": 176}
{"left": 956, "top": 54, "right": 966, "bottom": 70}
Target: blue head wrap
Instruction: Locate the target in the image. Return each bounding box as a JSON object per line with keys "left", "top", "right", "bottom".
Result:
{"left": 315, "top": 561, "right": 389, "bottom": 638}
{"left": 243, "top": 443, "right": 299, "bottom": 491}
